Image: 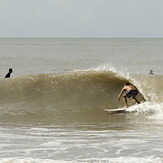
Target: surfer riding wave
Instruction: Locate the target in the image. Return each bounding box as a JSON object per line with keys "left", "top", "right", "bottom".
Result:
{"left": 117, "top": 83, "right": 140, "bottom": 108}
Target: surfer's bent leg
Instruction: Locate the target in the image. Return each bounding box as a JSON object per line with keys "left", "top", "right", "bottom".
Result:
{"left": 130, "top": 90, "right": 140, "bottom": 104}
{"left": 133, "top": 97, "right": 140, "bottom": 104}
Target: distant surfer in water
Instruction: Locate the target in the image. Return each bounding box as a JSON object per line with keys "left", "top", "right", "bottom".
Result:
{"left": 148, "top": 69, "right": 154, "bottom": 75}
{"left": 5, "top": 68, "right": 13, "bottom": 78}
{"left": 117, "top": 83, "right": 140, "bottom": 108}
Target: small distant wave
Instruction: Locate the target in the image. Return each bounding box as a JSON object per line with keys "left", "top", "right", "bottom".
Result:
{"left": 0, "top": 65, "right": 162, "bottom": 122}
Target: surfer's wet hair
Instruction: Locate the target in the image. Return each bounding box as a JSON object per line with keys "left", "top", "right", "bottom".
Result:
{"left": 124, "top": 83, "right": 130, "bottom": 86}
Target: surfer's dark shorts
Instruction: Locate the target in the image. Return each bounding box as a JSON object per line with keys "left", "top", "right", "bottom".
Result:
{"left": 126, "top": 90, "right": 138, "bottom": 98}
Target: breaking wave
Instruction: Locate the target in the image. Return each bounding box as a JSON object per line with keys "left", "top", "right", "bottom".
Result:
{"left": 0, "top": 65, "right": 162, "bottom": 123}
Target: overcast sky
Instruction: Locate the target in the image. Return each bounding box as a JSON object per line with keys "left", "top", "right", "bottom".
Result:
{"left": 0, "top": 0, "right": 163, "bottom": 38}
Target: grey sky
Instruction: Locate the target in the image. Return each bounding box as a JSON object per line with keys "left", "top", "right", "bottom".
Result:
{"left": 0, "top": 0, "right": 163, "bottom": 38}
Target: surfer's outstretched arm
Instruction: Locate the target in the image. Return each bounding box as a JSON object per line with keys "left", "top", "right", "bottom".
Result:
{"left": 117, "top": 88, "right": 125, "bottom": 102}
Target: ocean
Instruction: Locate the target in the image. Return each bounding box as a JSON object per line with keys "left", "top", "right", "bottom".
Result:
{"left": 0, "top": 38, "right": 162, "bottom": 163}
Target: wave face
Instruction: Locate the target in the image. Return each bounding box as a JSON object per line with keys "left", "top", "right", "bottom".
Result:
{"left": 0, "top": 67, "right": 162, "bottom": 123}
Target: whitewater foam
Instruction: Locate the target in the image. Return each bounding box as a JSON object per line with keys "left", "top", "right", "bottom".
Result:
{"left": 0, "top": 156, "right": 162, "bottom": 163}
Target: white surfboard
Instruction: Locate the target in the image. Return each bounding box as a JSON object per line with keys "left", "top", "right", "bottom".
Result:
{"left": 104, "top": 101, "right": 146, "bottom": 113}
{"left": 104, "top": 108, "right": 128, "bottom": 113}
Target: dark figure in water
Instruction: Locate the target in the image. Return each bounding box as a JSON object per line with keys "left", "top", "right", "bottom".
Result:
{"left": 148, "top": 69, "right": 154, "bottom": 75}
{"left": 5, "top": 68, "right": 13, "bottom": 78}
